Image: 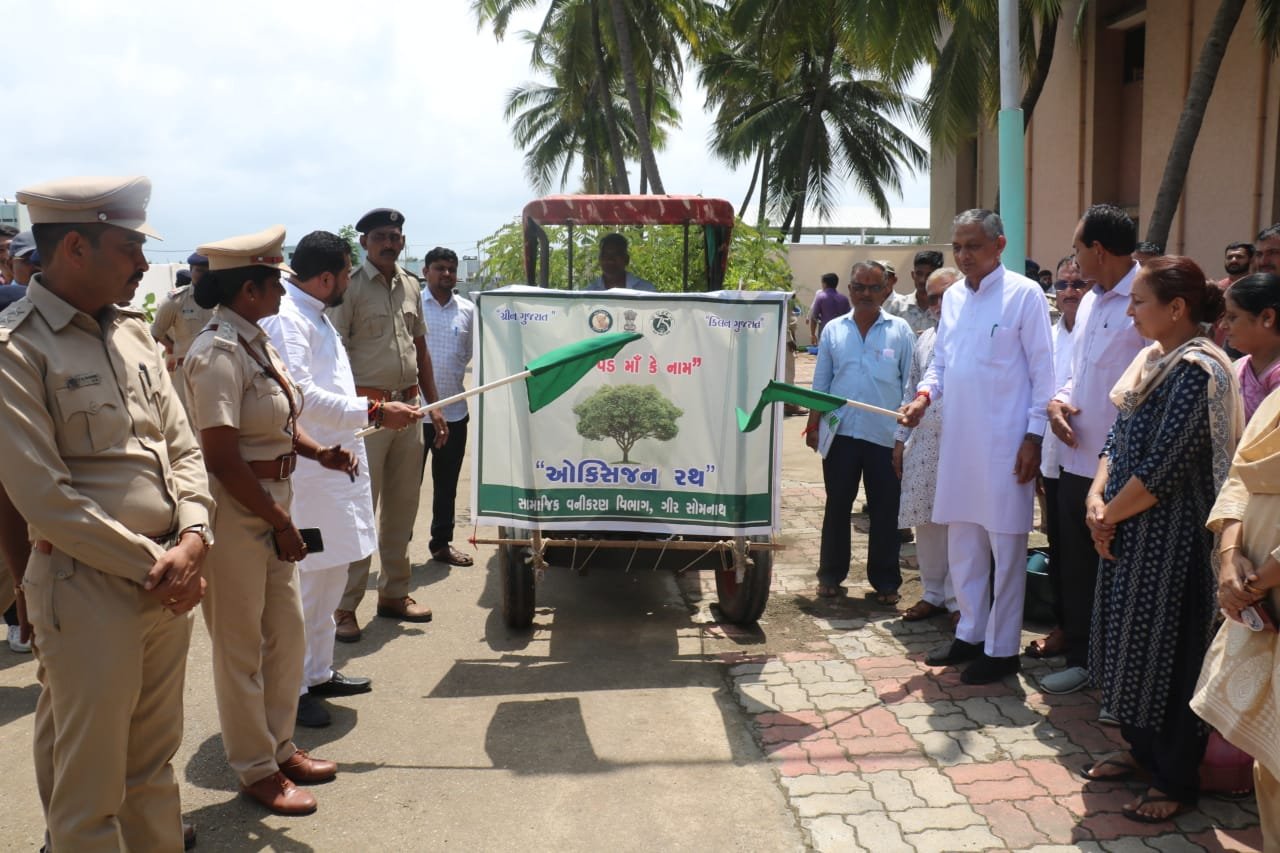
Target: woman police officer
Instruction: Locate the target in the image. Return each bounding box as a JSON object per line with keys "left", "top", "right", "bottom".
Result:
{"left": 183, "top": 226, "right": 356, "bottom": 816}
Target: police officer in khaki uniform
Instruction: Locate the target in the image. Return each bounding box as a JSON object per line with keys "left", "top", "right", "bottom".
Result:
{"left": 0, "top": 175, "right": 214, "bottom": 852}
{"left": 151, "top": 251, "right": 213, "bottom": 376}
{"left": 183, "top": 225, "right": 355, "bottom": 816}
{"left": 327, "top": 208, "right": 446, "bottom": 640}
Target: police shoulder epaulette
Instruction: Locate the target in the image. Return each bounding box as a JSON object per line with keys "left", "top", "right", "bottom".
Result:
{"left": 0, "top": 299, "right": 35, "bottom": 344}
{"left": 213, "top": 322, "right": 239, "bottom": 350}
{"left": 118, "top": 305, "right": 147, "bottom": 320}
{"left": 167, "top": 285, "right": 189, "bottom": 298}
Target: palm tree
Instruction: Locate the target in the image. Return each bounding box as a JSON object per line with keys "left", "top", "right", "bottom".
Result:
{"left": 1145, "top": 0, "right": 1280, "bottom": 247}
{"left": 473, "top": 0, "right": 707, "bottom": 195}
{"left": 702, "top": 0, "right": 927, "bottom": 241}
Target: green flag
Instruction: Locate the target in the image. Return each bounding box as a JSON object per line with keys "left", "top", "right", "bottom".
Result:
{"left": 736, "top": 380, "right": 847, "bottom": 432}
{"left": 525, "top": 332, "right": 644, "bottom": 412}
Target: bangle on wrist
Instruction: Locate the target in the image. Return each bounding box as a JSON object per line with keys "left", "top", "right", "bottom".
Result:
{"left": 1219, "top": 545, "right": 1241, "bottom": 556}
{"left": 914, "top": 390, "right": 930, "bottom": 403}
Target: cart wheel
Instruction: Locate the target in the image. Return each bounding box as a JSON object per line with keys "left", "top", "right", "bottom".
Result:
{"left": 499, "top": 527, "right": 536, "bottom": 629}
{"left": 714, "top": 538, "right": 772, "bottom": 625}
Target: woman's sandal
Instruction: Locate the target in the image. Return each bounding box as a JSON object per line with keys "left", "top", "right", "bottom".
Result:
{"left": 1078, "top": 753, "right": 1144, "bottom": 783}
{"left": 1122, "top": 790, "right": 1191, "bottom": 824}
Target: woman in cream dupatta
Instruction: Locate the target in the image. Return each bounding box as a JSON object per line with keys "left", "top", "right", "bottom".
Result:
{"left": 1193, "top": 388, "right": 1280, "bottom": 848}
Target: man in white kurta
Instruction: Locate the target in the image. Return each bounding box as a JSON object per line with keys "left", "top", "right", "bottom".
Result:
{"left": 260, "top": 231, "right": 420, "bottom": 727}
{"left": 901, "top": 210, "right": 1055, "bottom": 685}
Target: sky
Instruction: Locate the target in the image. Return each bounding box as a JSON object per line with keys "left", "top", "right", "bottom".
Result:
{"left": 3, "top": 1, "right": 931, "bottom": 263}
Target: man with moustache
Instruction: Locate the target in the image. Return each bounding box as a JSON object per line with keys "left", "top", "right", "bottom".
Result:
{"left": 260, "top": 231, "right": 422, "bottom": 726}
{"left": 1037, "top": 204, "right": 1148, "bottom": 695}
{"left": 1221, "top": 242, "right": 1255, "bottom": 289}
{"left": 0, "top": 176, "right": 214, "bottom": 851}
{"left": 1257, "top": 223, "right": 1280, "bottom": 275}
{"left": 808, "top": 261, "right": 914, "bottom": 603}
{"left": 900, "top": 209, "right": 1055, "bottom": 685}
{"left": 418, "top": 247, "right": 476, "bottom": 567}
{"left": 327, "top": 208, "right": 446, "bottom": 641}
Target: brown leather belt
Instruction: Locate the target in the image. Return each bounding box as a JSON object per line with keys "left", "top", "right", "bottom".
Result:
{"left": 246, "top": 453, "right": 297, "bottom": 481}
{"left": 357, "top": 385, "right": 419, "bottom": 403}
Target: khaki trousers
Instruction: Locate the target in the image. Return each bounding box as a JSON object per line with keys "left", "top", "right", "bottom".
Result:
{"left": 341, "top": 423, "right": 424, "bottom": 610}
{"left": 203, "top": 480, "right": 304, "bottom": 787}
{"left": 25, "top": 547, "right": 191, "bottom": 853}
{"left": 1259, "top": 762, "right": 1280, "bottom": 852}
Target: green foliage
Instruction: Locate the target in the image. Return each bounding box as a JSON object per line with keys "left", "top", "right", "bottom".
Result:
{"left": 140, "top": 291, "right": 158, "bottom": 323}
{"left": 573, "top": 384, "right": 683, "bottom": 463}
{"left": 475, "top": 217, "right": 792, "bottom": 292}
{"left": 338, "top": 225, "right": 361, "bottom": 267}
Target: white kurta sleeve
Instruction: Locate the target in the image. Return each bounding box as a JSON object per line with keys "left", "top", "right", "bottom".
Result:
{"left": 263, "top": 313, "right": 367, "bottom": 432}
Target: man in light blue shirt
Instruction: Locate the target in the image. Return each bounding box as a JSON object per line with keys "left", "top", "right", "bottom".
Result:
{"left": 807, "top": 261, "right": 915, "bottom": 601}
{"left": 583, "top": 233, "right": 657, "bottom": 291}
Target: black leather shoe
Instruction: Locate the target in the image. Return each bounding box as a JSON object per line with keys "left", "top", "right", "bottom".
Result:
{"left": 961, "top": 654, "right": 1022, "bottom": 684}
{"left": 925, "top": 638, "right": 984, "bottom": 666}
{"left": 296, "top": 693, "right": 331, "bottom": 728}
{"left": 309, "top": 670, "right": 373, "bottom": 697}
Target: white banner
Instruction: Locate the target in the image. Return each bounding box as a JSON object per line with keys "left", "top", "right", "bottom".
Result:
{"left": 471, "top": 286, "right": 786, "bottom": 535}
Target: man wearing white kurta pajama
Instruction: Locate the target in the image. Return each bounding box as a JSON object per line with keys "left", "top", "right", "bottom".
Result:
{"left": 261, "top": 232, "right": 417, "bottom": 726}
{"left": 902, "top": 210, "right": 1055, "bottom": 685}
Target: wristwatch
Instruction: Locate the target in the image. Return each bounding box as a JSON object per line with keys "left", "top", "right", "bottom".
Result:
{"left": 180, "top": 524, "right": 215, "bottom": 550}
{"left": 1023, "top": 432, "right": 1044, "bottom": 446}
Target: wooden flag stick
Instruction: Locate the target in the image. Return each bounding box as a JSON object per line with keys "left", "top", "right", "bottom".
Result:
{"left": 354, "top": 370, "right": 533, "bottom": 439}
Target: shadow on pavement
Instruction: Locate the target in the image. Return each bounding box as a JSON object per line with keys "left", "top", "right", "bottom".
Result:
{"left": 183, "top": 799, "right": 317, "bottom": 853}
{"left": 0, "top": 683, "right": 38, "bottom": 727}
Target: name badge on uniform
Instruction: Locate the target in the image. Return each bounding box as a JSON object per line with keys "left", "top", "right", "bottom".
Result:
{"left": 65, "top": 373, "right": 102, "bottom": 390}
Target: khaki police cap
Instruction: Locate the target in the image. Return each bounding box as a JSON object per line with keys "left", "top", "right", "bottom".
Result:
{"left": 198, "top": 225, "right": 294, "bottom": 275}
{"left": 16, "top": 175, "right": 161, "bottom": 239}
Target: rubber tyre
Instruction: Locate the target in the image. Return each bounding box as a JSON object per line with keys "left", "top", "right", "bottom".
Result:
{"left": 499, "top": 527, "right": 536, "bottom": 629}
{"left": 714, "top": 538, "right": 772, "bottom": 625}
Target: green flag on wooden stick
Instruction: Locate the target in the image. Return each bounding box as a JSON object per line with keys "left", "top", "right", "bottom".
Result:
{"left": 736, "top": 381, "right": 847, "bottom": 432}
{"left": 525, "top": 331, "right": 644, "bottom": 412}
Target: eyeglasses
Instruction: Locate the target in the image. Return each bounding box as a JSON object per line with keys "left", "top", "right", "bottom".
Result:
{"left": 849, "top": 284, "right": 885, "bottom": 294}
{"left": 1053, "top": 280, "right": 1086, "bottom": 291}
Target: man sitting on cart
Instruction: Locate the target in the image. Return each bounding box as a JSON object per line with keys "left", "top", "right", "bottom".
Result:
{"left": 584, "top": 233, "right": 657, "bottom": 291}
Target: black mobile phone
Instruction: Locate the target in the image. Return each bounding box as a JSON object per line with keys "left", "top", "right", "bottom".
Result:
{"left": 299, "top": 528, "right": 325, "bottom": 554}
{"left": 274, "top": 527, "right": 325, "bottom": 559}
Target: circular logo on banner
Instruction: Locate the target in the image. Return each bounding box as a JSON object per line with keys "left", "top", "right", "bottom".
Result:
{"left": 650, "top": 310, "right": 674, "bottom": 335}
{"left": 588, "top": 309, "right": 614, "bottom": 333}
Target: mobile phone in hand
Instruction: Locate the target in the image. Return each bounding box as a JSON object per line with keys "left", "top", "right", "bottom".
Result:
{"left": 299, "top": 528, "right": 324, "bottom": 554}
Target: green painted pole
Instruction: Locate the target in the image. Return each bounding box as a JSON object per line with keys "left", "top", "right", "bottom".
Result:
{"left": 998, "top": 0, "right": 1026, "bottom": 272}
{"left": 998, "top": 109, "right": 1026, "bottom": 271}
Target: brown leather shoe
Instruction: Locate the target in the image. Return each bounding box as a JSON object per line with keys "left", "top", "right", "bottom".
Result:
{"left": 376, "top": 595, "right": 433, "bottom": 623}
{"left": 333, "top": 609, "right": 361, "bottom": 643}
{"left": 279, "top": 748, "right": 337, "bottom": 785}
{"left": 241, "top": 771, "right": 317, "bottom": 815}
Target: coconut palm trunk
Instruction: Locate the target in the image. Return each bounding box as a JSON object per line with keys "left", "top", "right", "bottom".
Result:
{"left": 591, "top": 2, "right": 633, "bottom": 194}
{"left": 1144, "top": 0, "right": 1245, "bottom": 248}
{"left": 610, "top": 0, "right": 666, "bottom": 194}
{"left": 789, "top": 46, "right": 835, "bottom": 242}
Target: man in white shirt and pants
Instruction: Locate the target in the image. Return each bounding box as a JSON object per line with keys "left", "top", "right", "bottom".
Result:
{"left": 262, "top": 231, "right": 421, "bottom": 727}
{"left": 901, "top": 209, "right": 1055, "bottom": 685}
{"left": 1040, "top": 205, "right": 1148, "bottom": 696}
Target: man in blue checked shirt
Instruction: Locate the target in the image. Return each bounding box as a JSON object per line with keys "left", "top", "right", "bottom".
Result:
{"left": 420, "top": 247, "right": 476, "bottom": 567}
{"left": 806, "top": 261, "right": 915, "bottom": 603}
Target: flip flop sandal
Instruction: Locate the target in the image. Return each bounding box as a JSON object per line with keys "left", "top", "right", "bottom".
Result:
{"left": 817, "top": 585, "right": 844, "bottom": 599}
{"left": 901, "top": 600, "right": 946, "bottom": 621}
{"left": 874, "top": 592, "right": 902, "bottom": 606}
{"left": 1122, "top": 791, "right": 1191, "bottom": 824}
{"left": 1078, "top": 755, "right": 1142, "bottom": 783}
{"left": 432, "top": 547, "right": 474, "bottom": 567}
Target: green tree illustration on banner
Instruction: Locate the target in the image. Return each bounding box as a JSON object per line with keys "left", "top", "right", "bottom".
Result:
{"left": 573, "top": 384, "right": 683, "bottom": 463}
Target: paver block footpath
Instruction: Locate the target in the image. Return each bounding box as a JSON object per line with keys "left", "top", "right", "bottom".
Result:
{"left": 712, "top": 577, "right": 1265, "bottom": 852}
